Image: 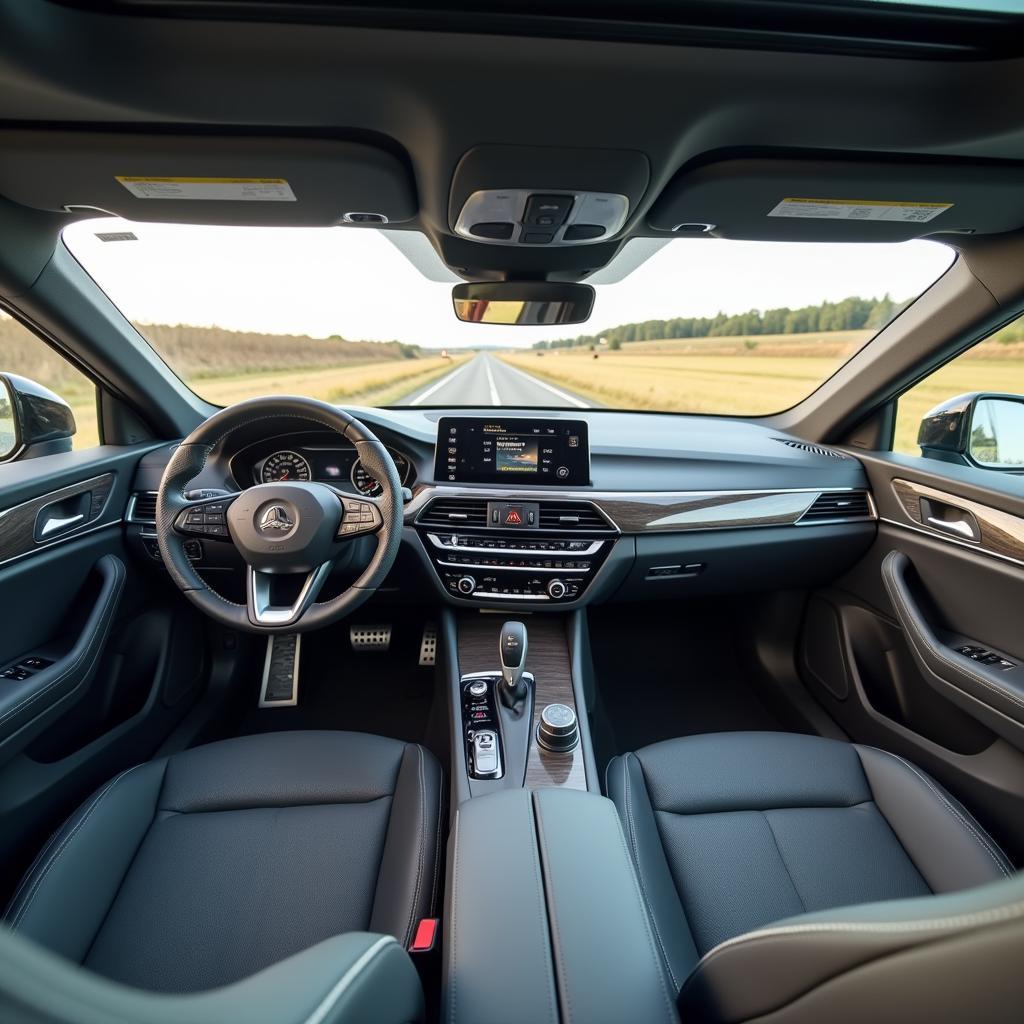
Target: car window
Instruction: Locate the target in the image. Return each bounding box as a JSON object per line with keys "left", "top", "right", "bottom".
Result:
{"left": 0, "top": 312, "right": 98, "bottom": 450}
{"left": 895, "top": 316, "right": 1024, "bottom": 457}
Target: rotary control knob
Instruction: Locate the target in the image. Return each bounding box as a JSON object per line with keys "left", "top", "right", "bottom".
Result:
{"left": 456, "top": 575, "right": 476, "bottom": 595}
{"left": 467, "top": 679, "right": 488, "bottom": 698}
{"left": 537, "top": 703, "right": 579, "bottom": 752}
{"left": 546, "top": 578, "right": 567, "bottom": 600}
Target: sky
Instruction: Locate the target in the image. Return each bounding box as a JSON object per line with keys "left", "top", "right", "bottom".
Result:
{"left": 62, "top": 219, "right": 956, "bottom": 351}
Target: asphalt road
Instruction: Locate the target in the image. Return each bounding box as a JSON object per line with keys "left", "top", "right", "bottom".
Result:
{"left": 396, "top": 352, "right": 595, "bottom": 408}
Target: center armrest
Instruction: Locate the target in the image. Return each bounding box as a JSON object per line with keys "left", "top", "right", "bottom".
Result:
{"left": 443, "top": 787, "right": 679, "bottom": 1024}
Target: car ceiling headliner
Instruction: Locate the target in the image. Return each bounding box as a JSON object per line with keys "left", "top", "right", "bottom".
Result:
{"left": 2, "top": 0, "right": 1024, "bottom": 278}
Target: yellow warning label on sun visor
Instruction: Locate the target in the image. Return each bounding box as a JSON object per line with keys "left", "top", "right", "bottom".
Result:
{"left": 768, "top": 198, "right": 951, "bottom": 224}
{"left": 115, "top": 177, "right": 296, "bottom": 201}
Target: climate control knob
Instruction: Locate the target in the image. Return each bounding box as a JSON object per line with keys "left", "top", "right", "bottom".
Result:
{"left": 546, "top": 578, "right": 567, "bottom": 600}
{"left": 456, "top": 575, "right": 477, "bottom": 596}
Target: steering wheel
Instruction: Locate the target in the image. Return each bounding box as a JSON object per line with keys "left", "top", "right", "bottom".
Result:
{"left": 155, "top": 396, "right": 403, "bottom": 633}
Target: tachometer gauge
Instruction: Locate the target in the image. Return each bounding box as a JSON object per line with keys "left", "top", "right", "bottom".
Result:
{"left": 261, "top": 450, "right": 312, "bottom": 483}
{"left": 351, "top": 450, "right": 410, "bottom": 496}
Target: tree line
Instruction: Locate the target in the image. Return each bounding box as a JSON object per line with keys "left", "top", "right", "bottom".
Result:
{"left": 536, "top": 294, "right": 910, "bottom": 350}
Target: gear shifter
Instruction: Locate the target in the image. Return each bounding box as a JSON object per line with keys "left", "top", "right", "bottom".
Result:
{"left": 498, "top": 620, "right": 529, "bottom": 708}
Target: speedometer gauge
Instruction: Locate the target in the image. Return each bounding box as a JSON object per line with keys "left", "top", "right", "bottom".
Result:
{"left": 261, "top": 450, "right": 312, "bottom": 483}
{"left": 351, "top": 450, "right": 410, "bottom": 495}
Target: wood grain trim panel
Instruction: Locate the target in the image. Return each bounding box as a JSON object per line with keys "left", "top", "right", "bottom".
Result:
{"left": 0, "top": 474, "right": 115, "bottom": 565}
{"left": 891, "top": 478, "right": 1024, "bottom": 563}
{"left": 457, "top": 613, "right": 586, "bottom": 791}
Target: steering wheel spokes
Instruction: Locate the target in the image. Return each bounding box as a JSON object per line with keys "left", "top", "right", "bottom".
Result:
{"left": 338, "top": 495, "right": 383, "bottom": 539}
{"left": 173, "top": 494, "right": 238, "bottom": 541}
{"left": 247, "top": 562, "right": 333, "bottom": 628}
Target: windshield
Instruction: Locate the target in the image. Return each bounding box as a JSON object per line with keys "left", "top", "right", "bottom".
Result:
{"left": 62, "top": 219, "right": 954, "bottom": 415}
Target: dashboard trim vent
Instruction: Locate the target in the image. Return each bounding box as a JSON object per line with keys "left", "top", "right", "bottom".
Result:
{"left": 537, "top": 501, "right": 616, "bottom": 533}
{"left": 798, "top": 490, "right": 873, "bottom": 524}
{"left": 775, "top": 438, "right": 848, "bottom": 460}
{"left": 417, "top": 498, "right": 489, "bottom": 529}
{"left": 127, "top": 491, "right": 158, "bottom": 524}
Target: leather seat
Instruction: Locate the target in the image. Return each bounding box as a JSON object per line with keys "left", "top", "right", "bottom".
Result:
{"left": 608, "top": 731, "right": 1021, "bottom": 1022}
{"left": 3, "top": 731, "right": 442, "bottom": 1005}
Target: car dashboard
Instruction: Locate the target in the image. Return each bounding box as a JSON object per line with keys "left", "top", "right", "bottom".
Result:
{"left": 126, "top": 406, "right": 878, "bottom": 611}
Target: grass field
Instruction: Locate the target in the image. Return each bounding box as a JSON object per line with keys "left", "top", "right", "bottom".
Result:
{"left": 26, "top": 357, "right": 468, "bottom": 451}
{"left": 500, "top": 335, "right": 1024, "bottom": 454}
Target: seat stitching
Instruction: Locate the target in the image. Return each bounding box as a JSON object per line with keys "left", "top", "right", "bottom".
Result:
{"left": 448, "top": 809, "right": 461, "bottom": 1024}
{"left": 0, "top": 559, "right": 124, "bottom": 730}
{"left": 9, "top": 763, "right": 144, "bottom": 930}
{"left": 876, "top": 748, "right": 1011, "bottom": 878}
{"left": 622, "top": 754, "right": 681, "bottom": 990}
{"left": 428, "top": 762, "right": 444, "bottom": 916}
{"left": 882, "top": 554, "right": 1024, "bottom": 713}
{"left": 404, "top": 745, "right": 427, "bottom": 947}
{"left": 606, "top": 786, "right": 687, "bottom": 1023}
{"left": 761, "top": 811, "right": 807, "bottom": 913}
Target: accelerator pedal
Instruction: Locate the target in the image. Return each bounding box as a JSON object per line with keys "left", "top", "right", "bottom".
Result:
{"left": 258, "top": 634, "right": 301, "bottom": 708}
{"left": 350, "top": 624, "right": 392, "bottom": 653}
{"left": 418, "top": 623, "right": 438, "bottom": 666}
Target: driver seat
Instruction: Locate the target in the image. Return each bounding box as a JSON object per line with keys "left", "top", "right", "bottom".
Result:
{"left": 3, "top": 731, "right": 442, "bottom": 1013}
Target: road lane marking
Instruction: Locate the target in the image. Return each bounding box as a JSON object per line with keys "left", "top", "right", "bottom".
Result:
{"left": 493, "top": 358, "right": 590, "bottom": 408}
{"left": 484, "top": 358, "right": 502, "bottom": 405}
{"left": 408, "top": 358, "right": 474, "bottom": 406}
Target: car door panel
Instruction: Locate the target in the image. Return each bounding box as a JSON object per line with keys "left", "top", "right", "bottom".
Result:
{"left": 800, "top": 451, "right": 1024, "bottom": 861}
{"left": 0, "top": 445, "right": 211, "bottom": 903}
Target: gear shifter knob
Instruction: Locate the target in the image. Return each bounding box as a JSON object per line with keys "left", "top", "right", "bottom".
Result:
{"left": 499, "top": 620, "right": 528, "bottom": 704}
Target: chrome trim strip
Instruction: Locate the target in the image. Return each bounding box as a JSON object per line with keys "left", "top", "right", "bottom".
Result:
{"left": 469, "top": 590, "right": 551, "bottom": 601}
{"left": 880, "top": 516, "right": 1024, "bottom": 571}
{"left": 0, "top": 519, "right": 122, "bottom": 570}
{"left": 426, "top": 533, "right": 604, "bottom": 557}
{"left": 435, "top": 559, "right": 591, "bottom": 574}
{"left": 247, "top": 563, "right": 332, "bottom": 627}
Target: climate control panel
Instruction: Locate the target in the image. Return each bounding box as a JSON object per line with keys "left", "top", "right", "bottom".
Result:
{"left": 422, "top": 532, "right": 609, "bottom": 603}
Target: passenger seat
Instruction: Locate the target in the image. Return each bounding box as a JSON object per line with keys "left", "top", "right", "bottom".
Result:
{"left": 607, "top": 731, "right": 1023, "bottom": 1022}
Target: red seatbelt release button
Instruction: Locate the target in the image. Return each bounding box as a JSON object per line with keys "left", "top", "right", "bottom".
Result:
{"left": 409, "top": 918, "right": 439, "bottom": 953}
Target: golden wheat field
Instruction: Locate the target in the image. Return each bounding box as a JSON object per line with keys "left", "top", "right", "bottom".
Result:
{"left": 499, "top": 335, "right": 1024, "bottom": 454}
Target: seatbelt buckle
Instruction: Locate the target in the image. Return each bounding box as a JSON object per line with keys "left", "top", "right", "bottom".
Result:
{"left": 408, "top": 917, "right": 439, "bottom": 954}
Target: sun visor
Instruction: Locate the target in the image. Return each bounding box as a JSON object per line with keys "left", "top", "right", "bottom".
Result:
{"left": 647, "top": 156, "right": 1024, "bottom": 242}
{"left": 0, "top": 131, "right": 417, "bottom": 226}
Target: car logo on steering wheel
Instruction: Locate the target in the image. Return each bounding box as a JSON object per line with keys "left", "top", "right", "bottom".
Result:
{"left": 258, "top": 505, "right": 294, "bottom": 533}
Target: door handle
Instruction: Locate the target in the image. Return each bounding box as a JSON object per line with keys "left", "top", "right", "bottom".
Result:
{"left": 38, "top": 512, "right": 85, "bottom": 538}
{"left": 918, "top": 496, "right": 979, "bottom": 543}
{"left": 924, "top": 515, "right": 977, "bottom": 540}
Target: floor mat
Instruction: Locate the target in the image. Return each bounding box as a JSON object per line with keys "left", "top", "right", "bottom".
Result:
{"left": 588, "top": 601, "right": 788, "bottom": 767}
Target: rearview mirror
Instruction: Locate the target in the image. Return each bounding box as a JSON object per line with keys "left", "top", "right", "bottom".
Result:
{"left": 0, "top": 373, "right": 77, "bottom": 462}
{"left": 452, "top": 282, "right": 594, "bottom": 326}
{"left": 918, "top": 392, "right": 1024, "bottom": 470}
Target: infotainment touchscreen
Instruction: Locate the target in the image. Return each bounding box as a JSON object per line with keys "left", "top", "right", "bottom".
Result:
{"left": 435, "top": 417, "right": 590, "bottom": 486}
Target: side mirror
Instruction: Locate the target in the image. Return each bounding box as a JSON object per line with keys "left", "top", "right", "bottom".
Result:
{"left": 918, "top": 392, "right": 1024, "bottom": 470}
{"left": 0, "top": 373, "right": 77, "bottom": 462}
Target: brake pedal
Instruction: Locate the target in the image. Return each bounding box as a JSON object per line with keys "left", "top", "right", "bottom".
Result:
{"left": 350, "top": 625, "right": 392, "bottom": 652}
{"left": 419, "top": 623, "right": 438, "bottom": 666}
{"left": 258, "top": 634, "right": 301, "bottom": 707}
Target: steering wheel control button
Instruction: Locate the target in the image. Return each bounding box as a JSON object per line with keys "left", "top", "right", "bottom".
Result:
{"left": 174, "top": 496, "right": 237, "bottom": 540}
{"left": 537, "top": 703, "right": 580, "bottom": 753}
{"left": 338, "top": 497, "right": 382, "bottom": 538}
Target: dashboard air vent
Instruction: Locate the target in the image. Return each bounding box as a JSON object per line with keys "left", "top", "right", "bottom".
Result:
{"left": 129, "top": 491, "right": 158, "bottom": 523}
{"left": 799, "top": 491, "right": 872, "bottom": 523}
{"left": 538, "top": 501, "right": 613, "bottom": 532}
{"left": 775, "top": 438, "right": 848, "bottom": 459}
{"left": 418, "top": 498, "right": 489, "bottom": 528}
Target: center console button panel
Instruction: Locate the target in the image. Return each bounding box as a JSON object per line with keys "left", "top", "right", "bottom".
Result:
{"left": 461, "top": 674, "right": 505, "bottom": 779}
